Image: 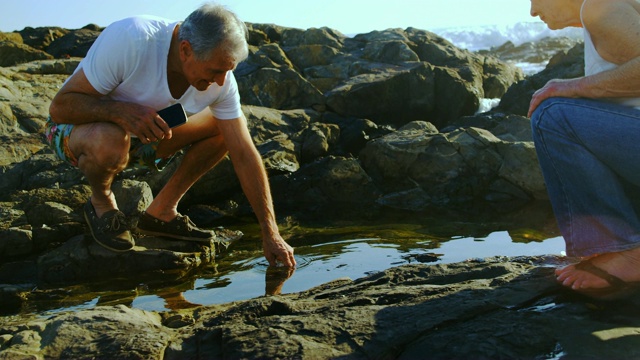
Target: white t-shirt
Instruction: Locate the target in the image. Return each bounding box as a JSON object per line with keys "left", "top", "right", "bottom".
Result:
{"left": 75, "top": 15, "right": 243, "bottom": 120}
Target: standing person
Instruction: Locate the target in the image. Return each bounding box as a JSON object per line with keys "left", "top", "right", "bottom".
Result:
{"left": 529, "top": 0, "right": 640, "bottom": 298}
{"left": 47, "top": 3, "right": 296, "bottom": 268}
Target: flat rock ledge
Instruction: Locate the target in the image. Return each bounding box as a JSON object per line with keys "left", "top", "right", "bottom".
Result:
{"left": 1, "top": 256, "right": 639, "bottom": 359}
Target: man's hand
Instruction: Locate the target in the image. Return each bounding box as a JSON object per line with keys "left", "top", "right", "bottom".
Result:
{"left": 263, "top": 235, "right": 296, "bottom": 267}
{"left": 110, "top": 102, "right": 172, "bottom": 143}
{"left": 217, "top": 116, "right": 297, "bottom": 268}
{"left": 49, "top": 68, "right": 172, "bottom": 144}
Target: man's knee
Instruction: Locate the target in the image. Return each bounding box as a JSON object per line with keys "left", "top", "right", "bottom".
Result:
{"left": 73, "top": 123, "right": 131, "bottom": 169}
{"left": 531, "top": 97, "right": 567, "bottom": 131}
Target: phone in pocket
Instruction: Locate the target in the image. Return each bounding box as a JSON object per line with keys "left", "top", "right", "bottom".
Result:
{"left": 157, "top": 103, "right": 188, "bottom": 128}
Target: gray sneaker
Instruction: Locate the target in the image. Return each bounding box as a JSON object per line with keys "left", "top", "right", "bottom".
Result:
{"left": 136, "top": 212, "right": 214, "bottom": 242}
{"left": 83, "top": 200, "right": 134, "bottom": 252}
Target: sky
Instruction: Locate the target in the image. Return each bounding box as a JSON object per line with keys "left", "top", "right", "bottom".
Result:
{"left": 0, "top": 0, "right": 540, "bottom": 35}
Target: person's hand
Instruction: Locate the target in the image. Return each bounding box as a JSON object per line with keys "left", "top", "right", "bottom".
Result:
{"left": 111, "top": 102, "right": 172, "bottom": 143}
{"left": 263, "top": 234, "right": 296, "bottom": 268}
{"left": 528, "top": 78, "right": 581, "bottom": 117}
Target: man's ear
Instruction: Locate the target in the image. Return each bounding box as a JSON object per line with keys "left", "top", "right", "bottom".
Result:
{"left": 180, "top": 40, "right": 193, "bottom": 60}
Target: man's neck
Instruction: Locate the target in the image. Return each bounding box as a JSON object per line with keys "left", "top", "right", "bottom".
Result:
{"left": 167, "top": 25, "right": 190, "bottom": 99}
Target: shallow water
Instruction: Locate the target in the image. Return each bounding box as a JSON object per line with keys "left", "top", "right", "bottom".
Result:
{"left": 17, "top": 202, "right": 565, "bottom": 317}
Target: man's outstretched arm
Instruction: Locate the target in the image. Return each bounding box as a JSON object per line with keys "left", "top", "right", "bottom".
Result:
{"left": 217, "top": 115, "right": 296, "bottom": 267}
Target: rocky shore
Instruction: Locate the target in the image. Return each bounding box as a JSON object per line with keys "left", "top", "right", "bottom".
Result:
{"left": 3, "top": 21, "right": 637, "bottom": 359}
{"left": 2, "top": 255, "right": 640, "bottom": 359}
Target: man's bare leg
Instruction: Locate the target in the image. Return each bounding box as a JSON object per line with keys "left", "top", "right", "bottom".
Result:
{"left": 67, "top": 121, "right": 134, "bottom": 251}
{"left": 144, "top": 110, "right": 229, "bottom": 222}
{"left": 70, "top": 122, "right": 130, "bottom": 216}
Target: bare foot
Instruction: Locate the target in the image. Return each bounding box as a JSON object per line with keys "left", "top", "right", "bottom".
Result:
{"left": 555, "top": 247, "right": 640, "bottom": 290}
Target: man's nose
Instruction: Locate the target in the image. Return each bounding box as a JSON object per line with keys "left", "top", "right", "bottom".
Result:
{"left": 214, "top": 73, "right": 226, "bottom": 87}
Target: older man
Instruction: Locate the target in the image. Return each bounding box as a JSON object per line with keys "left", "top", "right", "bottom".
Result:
{"left": 47, "top": 3, "right": 296, "bottom": 267}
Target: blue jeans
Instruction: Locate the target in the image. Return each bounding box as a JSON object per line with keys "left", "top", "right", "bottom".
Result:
{"left": 531, "top": 97, "right": 640, "bottom": 257}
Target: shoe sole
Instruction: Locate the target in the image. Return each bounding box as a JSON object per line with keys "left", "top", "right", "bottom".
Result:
{"left": 136, "top": 228, "right": 214, "bottom": 243}
{"left": 84, "top": 210, "right": 133, "bottom": 252}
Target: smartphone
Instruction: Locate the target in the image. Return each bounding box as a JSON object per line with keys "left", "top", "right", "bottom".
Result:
{"left": 157, "top": 103, "right": 188, "bottom": 128}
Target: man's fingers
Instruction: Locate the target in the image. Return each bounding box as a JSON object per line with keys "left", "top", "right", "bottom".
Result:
{"left": 279, "top": 251, "right": 296, "bottom": 268}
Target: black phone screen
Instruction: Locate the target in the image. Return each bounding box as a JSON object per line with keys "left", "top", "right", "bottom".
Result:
{"left": 157, "top": 103, "right": 188, "bottom": 128}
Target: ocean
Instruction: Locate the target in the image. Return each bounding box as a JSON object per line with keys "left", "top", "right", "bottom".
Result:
{"left": 436, "top": 21, "right": 582, "bottom": 74}
{"left": 431, "top": 21, "right": 583, "bottom": 112}
{"left": 433, "top": 21, "right": 582, "bottom": 52}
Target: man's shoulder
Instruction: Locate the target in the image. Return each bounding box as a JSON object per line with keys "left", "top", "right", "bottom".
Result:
{"left": 103, "top": 15, "right": 176, "bottom": 38}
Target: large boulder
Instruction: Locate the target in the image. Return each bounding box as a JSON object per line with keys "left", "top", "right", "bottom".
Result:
{"left": 237, "top": 26, "right": 524, "bottom": 130}
{"left": 46, "top": 27, "right": 101, "bottom": 58}
{"left": 17, "top": 26, "right": 69, "bottom": 50}
{"left": 325, "top": 63, "right": 437, "bottom": 127}
{"left": 0, "top": 32, "right": 23, "bottom": 44}
{"left": 271, "top": 156, "right": 382, "bottom": 216}
{"left": 498, "top": 43, "right": 585, "bottom": 116}
{"left": 236, "top": 66, "right": 325, "bottom": 110}
{"left": 0, "top": 41, "right": 53, "bottom": 67}
{"left": 360, "top": 120, "right": 545, "bottom": 210}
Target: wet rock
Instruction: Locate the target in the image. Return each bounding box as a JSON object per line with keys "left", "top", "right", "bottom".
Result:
{"left": 1, "top": 226, "right": 242, "bottom": 287}
{"left": 1, "top": 256, "right": 638, "bottom": 359}
{"left": 36, "top": 236, "right": 210, "bottom": 284}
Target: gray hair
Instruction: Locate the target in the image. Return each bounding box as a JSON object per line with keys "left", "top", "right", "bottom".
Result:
{"left": 178, "top": 3, "right": 249, "bottom": 62}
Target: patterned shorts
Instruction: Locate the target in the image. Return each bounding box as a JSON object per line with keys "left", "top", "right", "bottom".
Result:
{"left": 44, "top": 117, "right": 176, "bottom": 171}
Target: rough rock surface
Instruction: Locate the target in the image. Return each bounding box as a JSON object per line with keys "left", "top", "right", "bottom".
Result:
{"left": 1, "top": 256, "right": 639, "bottom": 359}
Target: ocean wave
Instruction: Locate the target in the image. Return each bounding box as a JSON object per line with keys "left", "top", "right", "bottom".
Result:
{"left": 432, "top": 21, "right": 582, "bottom": 52}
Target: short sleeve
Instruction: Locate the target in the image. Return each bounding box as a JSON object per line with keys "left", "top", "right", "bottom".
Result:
{"left": 209, "top": 71, "right": 243, "bottom": 120}
{"left": 80, "top": 20, "right": 138, "bottom": 95}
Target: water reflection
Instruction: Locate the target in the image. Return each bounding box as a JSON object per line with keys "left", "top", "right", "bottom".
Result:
{"left": 265, "top": 266, "right": 296, "bottom": 295}
{"left": 17, "top": 203, "right": 564, "bottom": 317}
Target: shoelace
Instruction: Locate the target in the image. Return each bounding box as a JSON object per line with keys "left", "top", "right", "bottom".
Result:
{"left": 106, "top": 212, "right": 126, "bottom": 231}
{"left": 178, "top": 214, "right": 197, "bottom": 231}
{"left": 177, "top": 215, "right": 197, "bottom": 231}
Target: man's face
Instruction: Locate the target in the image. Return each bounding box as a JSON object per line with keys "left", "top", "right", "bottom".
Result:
{"left": 530, "top": 0, "right": 580, "bottom": 30}
{"left": 182, "top": 43, "right": 237, "bottom": 91}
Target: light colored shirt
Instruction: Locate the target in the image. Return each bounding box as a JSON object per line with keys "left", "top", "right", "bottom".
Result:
{"left": 72, "top": 15, "right": 243, "bottom": 119}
